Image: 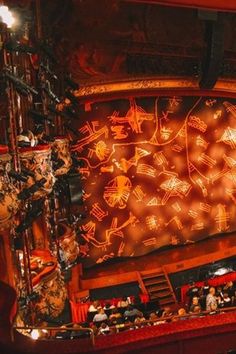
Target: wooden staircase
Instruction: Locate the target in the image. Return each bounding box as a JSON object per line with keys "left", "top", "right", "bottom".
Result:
{"left": 141, "top": 270, "right": 176, "bottom": 307}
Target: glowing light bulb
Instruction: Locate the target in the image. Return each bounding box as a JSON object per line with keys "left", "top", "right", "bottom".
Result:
{"left": 31, "top": 329, "right": 40, "bottom": 340}
{"left": 0, "top": 6, "right": 15, "bottom": 28}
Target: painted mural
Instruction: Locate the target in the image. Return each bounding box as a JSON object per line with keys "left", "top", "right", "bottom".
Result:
{"left": 72, "top": 96, "right": 236, "bottom": 267}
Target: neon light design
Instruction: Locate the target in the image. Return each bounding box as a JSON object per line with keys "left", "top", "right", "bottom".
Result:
{"left": 109, "top": 98, "right": 154, "bottom": 134}
{"left": 196, "top": 135, "right": 209, "bottom": 149}
{"left": 133, "top": 185, "right": 146, "bottom": 202}
{"left": 103, "top": 175, "right": 132, "bottom": 208}
{"left": 90, "top": 203, "right": 108, "bottom": 221}
{"left": 188, "top": 116, "right": 207, "bottom": 132}
{"left": 114, "top": 147, "right": 151, "bottom": 173}
{"left": 215, "top": 204, "right": 230, "bottom": 232}
{"left": 146, "top": 215, "right": 159, "bottom": 230}
{"left": 160, "top": 176, "right": 192, "bottom": 205}
{"left": 217, "top": 127, "right": 236, "bottom": 149}
{"left": 137, "top": 164, "right": 156, "bottom": 178}
{"left": 73, "top": 96, "right": 236, "bottom": 267}
{"left": 88, "top": 140, "right": 110, "bottom": 161}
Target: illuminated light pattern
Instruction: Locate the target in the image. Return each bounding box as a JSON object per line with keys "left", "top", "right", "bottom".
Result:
{"left": 114, "top": 147, "right": 151, "bottom": 173}
{"left": 205, "top": 99, "right": 216, "bottom": 107}
{"left": 226, "top": 189, "right": 236, "bottom": 204}
{"left": 199, "top": 203, "right": 211, "bottom": 213}
{"left": 73, "top": 96, "right": 236, "bottom": 267}
{"left": 109, "top": 99, "right": 154, "bottom": 134}
{"left": 103, "top": 176, "right": 132, "bottom": 208}
{"left": 188, "top": 116, "right": 207, "bottom": 132}
{"left": 198, "top": 153, "right": 217, "bottom": 168}
{"left": 223, "top": 101, "right": 236, "bottom": 118}
{"left": 100, "top": 165, "right": 114, "bottom": 173}
{"left": 143, "top": 237, "right": 157, "bottom": 246}
{"left": 170, "top": 235, "right": 181, "bottom": 245}
{"left": 188, "top": 209, "right": 198, "bottom": 219}
{"left": 111, "top": 125, "right": 128, "bottom": 139}
{"left": 88, "top": 140, "right": 110, "bottom": 161}
{"left": 217, "top": 127, "right": 236, "bottom": 149}
{"left": 133, "top": 185, "right": 146, "bottom": 202}
{"left": 171, "top": 202, "right": 181, "bottom": 212}
{"left": 72, "top": 121, "right": 108, "bottom": 153}
{"left": 137, "top": 164, "right": 156, "bottom": 178}
{"left": 146, "top": 197, "right": 162, "bottom": 206}
{"left": 160, "top": 176, "right": 192, "bottom": 205}
{"left": 146, "top": 215, "right": 159, "bottom": 230}
{"left": 196, "top": 135, "right": 209, "bottom": 149}
{"left": 160, "top": 126, "right": 173, "bottom": 140}
{"left": 78, "top": 167, "right": 90, "bottom": 179}
{"left": 215, "top": 204, "right": 230, "bottom": 232}
{"left": 153, "top": 151, "right": 168, "bottom": 166}
{"left": 90, "top": 203, "right": 108, "bottom": 221}
{"left": 213, "top": 110, "right": 222, "bottom": 120}
{"left": 196, "top": 178, "right": 208, "bottom": 197}
{"left": 191, "top": 222, "right": 204, "bottom": 231}
{"left": 171, "top": 144, "right": 184, "bottom": 152}
{"left": 165, "top": 216, "right": 183, "bottom": 230}
{"left": 96, "top": 253, "right": 114, "bottom": 264}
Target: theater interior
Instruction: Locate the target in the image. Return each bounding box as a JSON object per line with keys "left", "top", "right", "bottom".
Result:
{"left": 0, "top": 0, "right": 236, "bottom": 353}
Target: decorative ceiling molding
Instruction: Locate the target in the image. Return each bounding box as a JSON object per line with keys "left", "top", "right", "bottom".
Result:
{"left": 74, "top": 77, "right": 236, "bottom": 100}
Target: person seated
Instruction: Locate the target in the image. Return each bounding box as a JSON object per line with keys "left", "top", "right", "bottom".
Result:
{"left": 187, "top": 282, "right": 200, "bottom": 301}
{"left": 176, "top": 307, "right": 188, "bottom": 320}
{"left": 117, "top": 296, "right": 130, "bottom": 309}
{"left": 124, "top": 304, "right": 143, "bottom": 321}
{"left": 134, "top": 313, "right": 146, "bottom": 327}
{"left": 70, "top": 323, "right": 90, "bottom": 339}
{"left": 161, "top": 306, "right": 173, "bottom": 318}
{"left": 88, "top": 300, "right": 101, "bottom": 322}
{"left": 220, "top": 292, "right": 232, "bottom": 308}
{"left": 189, "top": 296, "right": 202, "bottom": 312}
{"left": 109, "top": 308, "right": 122, "bottom": 321}
{"left": 202, "top": 281, "right": 210, "bottom": 296}
{"left": 93, "top": 308, "right": 108, "bottom": 324}
{"left": 55, "top": 325, "right": 70, "bottom": 339}
{"left": 223, "top": 281, "right": 235, "bottom": 298}
{"left": 103, "top": 302, "right": 112, "bottom": 317}
{"left": 209, "top": 302, "right": 219, "bottom": 315}
{"left": 206, "top": 287, "right": 217, "bottom": 311}
{"left": 97, "top": 322, "right": 110, "bottom": 335}
{"left": 148, "top": 312, "right": 166, "bottom": 325}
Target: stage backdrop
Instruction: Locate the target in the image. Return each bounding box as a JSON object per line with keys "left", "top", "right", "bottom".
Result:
{"left": 72, "top": 96, "right": 236, "bottom": 267}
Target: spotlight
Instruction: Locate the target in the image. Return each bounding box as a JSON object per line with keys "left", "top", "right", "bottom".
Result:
{"left": 30, "top": 329, "right": 40, "bottom": 340}
{"left": 0, "top": 6, "right": 15, "bottom": 28}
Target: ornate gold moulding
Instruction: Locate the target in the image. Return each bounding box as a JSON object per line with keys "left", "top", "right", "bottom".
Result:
{"left": 74, "top": 77, "right": 236, "bottom": 102}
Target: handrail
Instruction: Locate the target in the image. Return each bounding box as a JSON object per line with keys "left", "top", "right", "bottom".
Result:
{"left": 12, "top": 325, "right": 95, "bottom": 346}
{"left": 109, "top": 306, "right": 236, "bottom": 333}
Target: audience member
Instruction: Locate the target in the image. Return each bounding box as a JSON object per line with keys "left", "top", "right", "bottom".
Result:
{"left": 206, "top": 287, "right": 217, "bottom": 311}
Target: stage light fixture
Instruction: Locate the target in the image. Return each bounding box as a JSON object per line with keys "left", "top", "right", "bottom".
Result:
{"left": 4, "top": 40, "right": 36, "bottom": 54}
{"left": 2, "top": 68, "right": 38, "bottom": 95}
{"left": 40, "top": 63, "right": 58, "bottom": 80}
{"left": 18, "top": 178, "right": 46, "bottom": 200}
{"left": 29, "top": 109, "right": 55, "bottom": 127}
{"left": 0, "top": 6, "right": 15, "bottom": 28}
{"left": 64, "top": 75, "right": 79, "bottom": 90}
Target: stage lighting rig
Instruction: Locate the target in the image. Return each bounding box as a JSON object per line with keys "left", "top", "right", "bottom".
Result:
{"left": 18, "top": 178, "right": 46, "bottom": 200}
{"left": 0, "top": 5, "right": 15, "bottom": 28}
{"left": 2, "top": 68, "right": 38, "bottom": 96}
{"left": 4, "top": 40, "right": 36, "bottom": 54}
{"left": 15, "top": 200, "right": 44, "bottom": 233}
{"left": 64, "top": 75, "right": 79, "bottom": 90}
{"left": 39, "top": 63, "right": 58, "bottom": 80}
{"left": 8, "top": 170, "right": 28, "bottom": 183}
{"left": 42, "top": 84, "right": 60, "bottom": 103}
{"left": 28, "top": 109, "right": 55, "bottom": 127}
